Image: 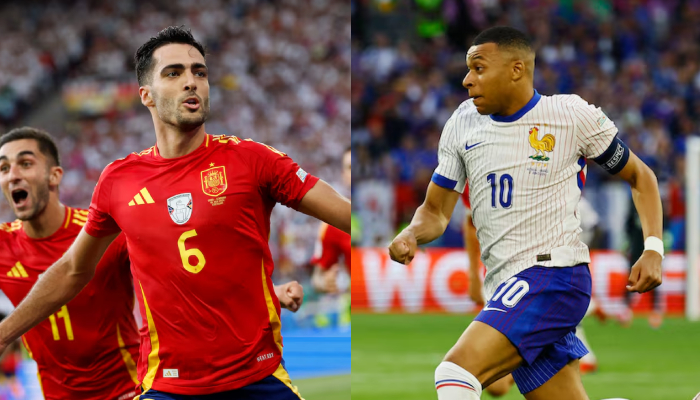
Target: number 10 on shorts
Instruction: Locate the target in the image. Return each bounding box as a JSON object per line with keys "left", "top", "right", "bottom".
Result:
{"left": 490, "top": 277, "right": 530, "bottom": 308}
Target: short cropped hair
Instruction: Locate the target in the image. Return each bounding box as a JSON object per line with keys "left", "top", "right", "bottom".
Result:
{"left": 473, "top": 26, "right": 532, "bottom": 52}
{"left": 134, "top": 25, "right": 207, "bottom": 86}
{"left": 0, "top": 127, "right": 60, "bottom": 167}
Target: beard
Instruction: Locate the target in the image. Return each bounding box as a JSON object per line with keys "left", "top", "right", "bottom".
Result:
{"left": 15, "top": 179, "right": 50, "bottom": 221}
{"left": 154, "top": 91, "right": 210, "bottom": 131}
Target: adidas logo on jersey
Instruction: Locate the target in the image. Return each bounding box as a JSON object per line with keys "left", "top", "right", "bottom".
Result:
{"left": 128, "top": 188, "right": 155, "bottom": 206}
{"left": 7, "top": 262, "right": 28, "bottom": 278}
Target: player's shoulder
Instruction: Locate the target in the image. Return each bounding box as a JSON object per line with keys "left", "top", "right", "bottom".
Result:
{"left": 0, "top": 220, "right": 23, "bottom": 246}
{"left": 98, "top": 146, "right": 157, "bottom": 179}
{"left": 441, "top": 99, "right": 485, "bottom": 137}
{"left": 546, "top": 93, "right": 596, "bottom": 110}
{"left": 452, "top": 98, "right": 482, "bottom": 121}
{"left": 212, "top": 134, "right": 288, "bottom": 159}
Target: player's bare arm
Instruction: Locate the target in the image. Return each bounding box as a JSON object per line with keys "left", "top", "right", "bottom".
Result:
{"left": 389, "top": 182, "right": 460, "bottom": 265}
{"left": 0, "top": 230, "right": 118, "bottom": 351}
{"left": 616, "top": 150, "right": 663, "bottom": 293}
{"left": 297, "top": 180, "right": 350, "bottom": 234}
{"left": 463, "top": 215, "right": 484, "bottom": 305}
{"left": 274, "top": 281, "right": 304, "bottom": 312}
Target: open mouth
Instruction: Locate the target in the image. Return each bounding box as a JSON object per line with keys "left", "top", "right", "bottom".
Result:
{"left": 11, "top": 189, "right": 28, "bottom": 207}
{"left": 183, "top": 97, "right": 200, "bottom": 110}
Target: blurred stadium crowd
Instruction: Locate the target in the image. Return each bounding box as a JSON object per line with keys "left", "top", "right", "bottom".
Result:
{"left": 351, "top": 0, "right": 699, "bottom": 250}
{"left": 0, "top": 0, "right": 350, "bottom": 283}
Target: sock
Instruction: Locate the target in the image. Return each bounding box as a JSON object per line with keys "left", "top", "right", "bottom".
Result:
{"left": 435, "top": 361, "right": 482, "bottom": 399}
{"left": 575, "top": 325, "right": 597, "bottom": 363}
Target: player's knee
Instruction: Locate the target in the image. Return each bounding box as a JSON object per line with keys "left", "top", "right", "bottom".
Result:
{"left": 435, "top": 361, "right": 482, "bottom": 398}
{"left": 486, "top": 383, "right": 510, "bottom": 397}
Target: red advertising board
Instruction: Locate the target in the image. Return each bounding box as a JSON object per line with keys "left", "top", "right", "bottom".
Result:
{"left": 351, "top": 248, "right": 687, "bottom": 315}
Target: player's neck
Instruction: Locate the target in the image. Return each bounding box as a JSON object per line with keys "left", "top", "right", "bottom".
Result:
{"left": 497, "top": 86, "right": 536, "bottom": 117}
{"left": 23, "top": 200, "right": 65, "bottom": 239}
{"left": 154, "top": 124, "right": 207, "bottom": 159}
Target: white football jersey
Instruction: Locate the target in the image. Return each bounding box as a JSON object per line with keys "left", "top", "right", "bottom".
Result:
{"left": 433, "top": 91, "right": 617, "bottom": 297}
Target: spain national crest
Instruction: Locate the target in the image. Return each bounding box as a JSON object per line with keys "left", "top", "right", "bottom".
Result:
{"left": 167, "top": 193, "right": 193, "bottom": 225}
{"left": 201, "top": 165, "right": 227, "bottom": 197}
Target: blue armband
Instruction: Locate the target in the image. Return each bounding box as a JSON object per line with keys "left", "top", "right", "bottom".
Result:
{"left": 592, "top": 136, "right": 630, "bottom": 175}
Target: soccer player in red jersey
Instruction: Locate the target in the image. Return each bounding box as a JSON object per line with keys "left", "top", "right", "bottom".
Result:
{"left": 0, "top": 127, "right": 141, "bottom": 400}
{"left": 311, "top": 147, "right": 351, "bottom": 293}
{"left": 0, "top": 27, "right": 350, "bottom": 399}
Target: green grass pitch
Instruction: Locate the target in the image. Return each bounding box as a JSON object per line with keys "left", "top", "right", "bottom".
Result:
{"left": 296, "top": 374, "right": 350, "bottom": 400}
{"left": 352, "top": 313, "right": 700, "bottom": 400}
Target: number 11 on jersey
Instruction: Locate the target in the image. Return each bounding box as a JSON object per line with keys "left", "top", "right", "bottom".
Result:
{"left": 48, "top": 305, "right": 73, "bottom": 341}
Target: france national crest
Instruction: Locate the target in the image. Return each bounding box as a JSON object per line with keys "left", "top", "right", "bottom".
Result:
{"left": 167, "top": 193, "right": 193, "bottom": 225}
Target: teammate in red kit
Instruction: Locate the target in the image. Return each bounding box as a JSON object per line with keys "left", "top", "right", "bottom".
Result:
{"left": 0, "top": 26, "right": 349, "bottom": 400}
{"left": 311, "top": 147, "right": 351, "bottom": 293}
{"left": 0, "top": 127, "right": 141, "bottom": 400}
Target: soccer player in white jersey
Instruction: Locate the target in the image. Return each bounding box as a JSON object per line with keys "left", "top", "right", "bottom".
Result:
{"left": 388, "top": 26, "right": 663, "bottom": 399}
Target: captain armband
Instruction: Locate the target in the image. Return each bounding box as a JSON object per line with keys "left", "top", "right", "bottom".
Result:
{"left": 591, "top": 136, "right": 630, "bottom": 175}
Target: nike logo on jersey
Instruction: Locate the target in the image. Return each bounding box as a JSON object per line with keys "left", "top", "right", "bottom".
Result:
{"left": 482, "top": 306, "right": 507, "bottom": 313}
{"left": 6, "top": 262, "right": 28, "bottom": 278}
{"left": 128, "top": 188, "right": 155, "bottom": 206}
{"left": 465, "top": 142, "right": 483, "bottom": 150}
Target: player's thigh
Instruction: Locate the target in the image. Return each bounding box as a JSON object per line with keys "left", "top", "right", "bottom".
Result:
{"left": 523, "top": 359, "right": 588, "bottom": 400}
{"left": 444, "top": 320, "right": 523, "bottom": 388}
{"left": 485, "top": 374, "right": 515, "bottom": 397}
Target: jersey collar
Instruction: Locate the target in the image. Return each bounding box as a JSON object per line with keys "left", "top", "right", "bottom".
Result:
{"left": 489, "top": 89, "right": 541, "bottom": 123}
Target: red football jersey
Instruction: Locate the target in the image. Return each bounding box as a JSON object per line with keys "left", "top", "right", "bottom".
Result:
{"left": 0, "top": 207, "right": 140, "bottom": 400}
{"left": 311, "top": 223, "right": 351, "bottom": 272}
{"left": 84, "top": 134, "right": 319, "bottom": 395}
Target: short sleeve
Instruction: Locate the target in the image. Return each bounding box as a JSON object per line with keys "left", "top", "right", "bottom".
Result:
{"left": 247, "top": 141, "right": 320, "bottom": 209}
{"left": 84, "top": 164, "right": 121, "bottom": 238}
{"left": 432, "top": 115, "right": 467, "bottom": 193}
{"left": 572, "top": 96, "right": 618, "bottom": 159}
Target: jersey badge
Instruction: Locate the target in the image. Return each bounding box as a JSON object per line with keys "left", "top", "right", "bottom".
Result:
{"left": 527, "top": 127, "right": 555, "bottom": 176}
{"left": 201, "top": 164, "right": 227, "bottom": 197}
{"left": 528, "top": 127, "right": 555, "bottom": 161}
{"left": 167, "top": 193, "right": 193, "bottom": 225}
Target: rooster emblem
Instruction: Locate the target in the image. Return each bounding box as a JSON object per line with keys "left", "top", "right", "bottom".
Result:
{"left": 528, "top": 127, "right": 555, "bottom": 161}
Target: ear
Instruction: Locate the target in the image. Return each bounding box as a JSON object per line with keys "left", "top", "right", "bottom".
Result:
{"left": 139, "top": 86, "right": 155, "bottom": 107}
{"left": 512, "top": 60, "right": 525, "bottom": 81}
{"left": 49, "top": 166, "right": 63, "bottom": 189}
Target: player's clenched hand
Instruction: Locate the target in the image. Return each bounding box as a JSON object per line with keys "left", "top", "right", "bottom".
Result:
{"left": 388, "top": 230, "right": 418, "bottom": 264}
{"left": 626, "top": 251, "right": 663, "bottom": 293}
{"left": 278, "top": 281, "right": 304, "bottom": 312}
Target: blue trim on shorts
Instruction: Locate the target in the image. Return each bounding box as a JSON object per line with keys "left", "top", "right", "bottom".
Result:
{"left": 475, "top": 265, "right": 591, "bottom": 394}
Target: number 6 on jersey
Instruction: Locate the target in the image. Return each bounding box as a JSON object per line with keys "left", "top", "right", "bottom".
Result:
{"left": 178, "top": 229, "right": 206, "bottom": 273}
